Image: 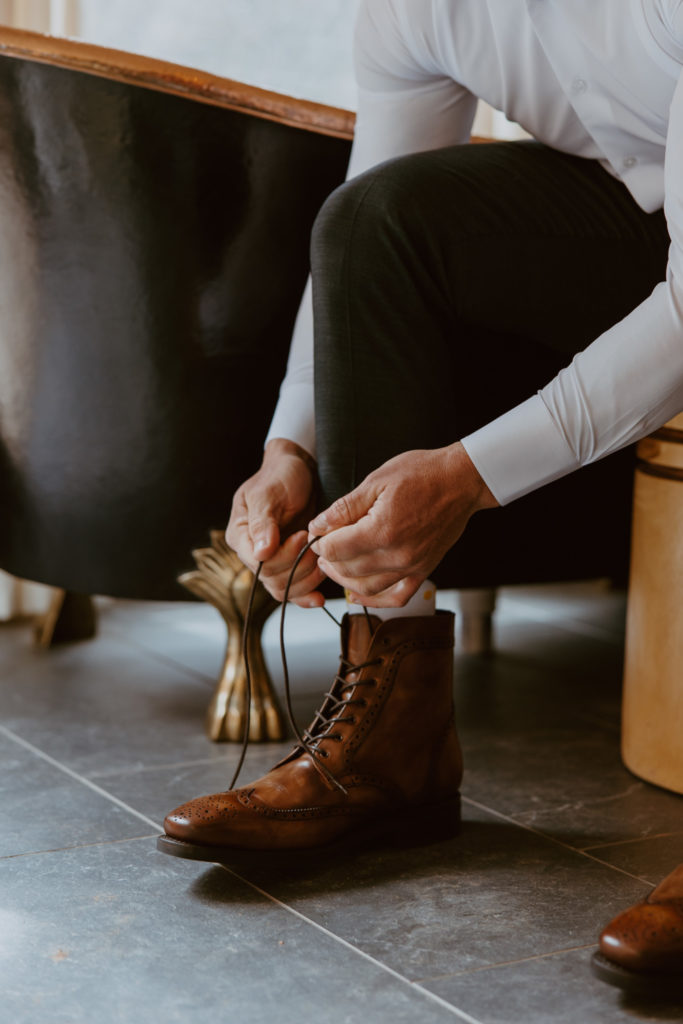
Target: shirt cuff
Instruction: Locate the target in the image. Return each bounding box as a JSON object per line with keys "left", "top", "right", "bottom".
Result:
{"left": 265, "top": 382, "right": 317, "bottom": 460}
{"left": 460, "top": 395, "right": 581, "bottom": 505}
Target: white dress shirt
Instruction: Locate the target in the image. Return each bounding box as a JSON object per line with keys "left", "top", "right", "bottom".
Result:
{"left": 266, "top": 0, "right": 683, "bottom": 505}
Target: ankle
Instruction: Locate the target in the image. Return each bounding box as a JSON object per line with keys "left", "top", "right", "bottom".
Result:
{"left": 346, "top": 579, "right": 437, "bottom": 620}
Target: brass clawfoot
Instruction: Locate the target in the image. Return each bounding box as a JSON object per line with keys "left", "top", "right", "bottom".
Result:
{"left": 179, "top": 532, "right": 283, "bottom": 742}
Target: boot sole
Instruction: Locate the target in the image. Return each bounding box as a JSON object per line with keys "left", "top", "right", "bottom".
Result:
{"left": 591, "top": 951, "right": 683, "bottom": 997}
{"left": 156, "top": 794, "right": 461, "bottom": 867}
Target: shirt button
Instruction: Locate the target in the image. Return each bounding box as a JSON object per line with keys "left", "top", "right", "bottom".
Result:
{"left": 571, "top": 77, "right": 588, "bottom": 94}
{"left": 622, "top": 156, "right": 638, "bottom": 168}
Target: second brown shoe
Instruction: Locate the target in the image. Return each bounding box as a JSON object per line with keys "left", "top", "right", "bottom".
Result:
{"left": 592, "top": 863, "right": 683, "bottom": 996}
{"left": 157, "top": 610, "right": 462, "bottom": 863}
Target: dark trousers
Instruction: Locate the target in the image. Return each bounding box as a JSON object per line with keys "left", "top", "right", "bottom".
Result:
{"left": 309, "top": 141, "right": 670, "bottom": 588}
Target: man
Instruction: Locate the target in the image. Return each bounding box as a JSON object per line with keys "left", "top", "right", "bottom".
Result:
{"left": 158, "top": 0, "right": 683, "bottom": 991}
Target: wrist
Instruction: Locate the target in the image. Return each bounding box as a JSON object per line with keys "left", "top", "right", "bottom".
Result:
{"left": 447, "top": 441, "right": 500, "bottom": 512}
{"left": 264, "top": 437, "right": 317, "bottom": 474}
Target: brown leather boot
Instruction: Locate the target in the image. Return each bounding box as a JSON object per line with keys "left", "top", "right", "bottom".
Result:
{"left": 591, "top": 863, "right": 683, "bottom": 996}
{"left": 157, "top": 611, "right": 461, "bottom": 863}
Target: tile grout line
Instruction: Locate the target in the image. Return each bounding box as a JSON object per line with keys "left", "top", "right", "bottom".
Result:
{"left": 1, "top": 723, "right": 483, "bottom": 1022}
{"left": 226, "top": 867, "right": 485, "bottom": 1024}
{"left": 0, "top": 834, "right": 158, "bottom": 861}
{"left": 582, "top": 830, "right": 683, "bottom": 853}
{"left": 0, "top": 724, "right": 163, "bottom": 833}
{"left": 570, "top": 848, "right": 657, "bottom": 886}
{"left": 462, "top": 795, "right": 653, "bottom": 885}
{"left": 415, "top": 942, "right": 598, "bottom": 983}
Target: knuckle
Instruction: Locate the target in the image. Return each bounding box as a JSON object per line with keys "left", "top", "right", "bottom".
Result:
{"left": 259, "top": 562, "right": 280, "bottom": 584}
{"left": 351, "top": 579, "right": 374, "bottom": 597}
{"left": 374, "top": 521, "right": 396, "bottom": 551}
{"left": 267, "top": 582, "right": 286, "bottom": 602}
{"left": 400, "top": 554, "right": 420, "bottom": 577}
{"left": 330, "top": 495, "right": 353, "bottom": 524}
{"left": 317, "top": 536, "right": 337, "bottom": 562}
{"left": 335, "top": 494, "right": 352, "bottom": 516}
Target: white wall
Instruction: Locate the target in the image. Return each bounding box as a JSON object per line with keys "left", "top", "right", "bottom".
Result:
{"left": 77, "top": 0, "right": 361, "bottom": 109}
{"left": 0, "top": 0, "right": 76, "bottom": 33}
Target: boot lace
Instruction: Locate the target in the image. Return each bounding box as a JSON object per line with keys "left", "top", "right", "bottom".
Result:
{"left": 229, "top": 536, "right": 379, "bottom": 795}
{"left": 301, "top": 653, "right": 381, "bottom": 759}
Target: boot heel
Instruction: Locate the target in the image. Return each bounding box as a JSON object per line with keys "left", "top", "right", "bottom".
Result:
{"left": 389, "top": 794, "right": 461, "bottom": 847}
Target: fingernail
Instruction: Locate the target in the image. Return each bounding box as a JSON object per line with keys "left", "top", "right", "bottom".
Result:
{"left": 310, "top": 514, "right": 328, "bottom": 533}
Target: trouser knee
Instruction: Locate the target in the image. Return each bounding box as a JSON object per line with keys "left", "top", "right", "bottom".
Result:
{"left": 310, "top": 157, "right": 437, "bottom": 276}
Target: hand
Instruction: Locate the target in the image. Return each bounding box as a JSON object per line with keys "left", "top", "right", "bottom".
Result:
{"left": 308, "top": 442, "right": 498, "bottom": 607}
{"left": 225, "top": 438, "right": 327, "bottom": 606}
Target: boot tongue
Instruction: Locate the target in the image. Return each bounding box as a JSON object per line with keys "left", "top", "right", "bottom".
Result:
{"left": 343, "top": 613, "right": 381, "bottom": 674}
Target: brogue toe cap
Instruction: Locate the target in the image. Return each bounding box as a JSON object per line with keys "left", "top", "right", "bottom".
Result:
{"left": 599, "top": 903, "right": 683, "bottom": 972}
{"left": 163, "top": 792, "right": 242, "bottom": 844}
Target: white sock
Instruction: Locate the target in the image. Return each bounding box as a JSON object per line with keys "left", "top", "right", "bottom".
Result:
{"left": 346, "top": 579, "right": 436, "bottom": 620}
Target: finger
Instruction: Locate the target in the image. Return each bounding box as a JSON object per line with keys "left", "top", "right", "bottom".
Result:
{"left": 309, "top": 480, "right": 380, "bottom": 537}
{"left": 317, "top": 559, "right": 403, "bottom": 596}
{"left": 258, "top": 531, "right": 315, "bottom": 579}
{"left": 274, "top": 562, "right": 328, "bottom": 604}
{"left": 291, "top": 588, "right": 327, "bottom": 610}
{"left": 259, "top": 533, "right": 326, "bottom": 601}
{"left": 261, "top": 567, "right": 327, "bottom": 605}
{"left": 314, "top": 515, "right": 397, "bottom": 571}
{"left": 226, "top": 488, "right": 281, "bottom": 567}
{"left": 316, "top": 546, "right": 400, "bottom": 581}
{"left": 248, "top": 510, "right": 281, "bottom": 562}
{"left": 225, "top": 517, "right": 260, "bottom": 574}
{"left": 346, "top": 575, "right": 423, "bottom": 609}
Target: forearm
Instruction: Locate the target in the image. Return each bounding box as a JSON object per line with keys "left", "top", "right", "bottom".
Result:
{"left": 265, "top": 279, "right": 317, "bottom": 458}
{"left": 462, "top": 277, "right": 683, "bottom": 504}
{"left": 464, "top": 65, "right": 683, "bottom": 504}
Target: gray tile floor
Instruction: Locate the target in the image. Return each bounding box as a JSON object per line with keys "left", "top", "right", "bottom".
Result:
{"left": 2, "top": 582, "right": 683, "bottom": 1023}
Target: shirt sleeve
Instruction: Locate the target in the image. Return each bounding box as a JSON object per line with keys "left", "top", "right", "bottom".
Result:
{"left": 265, "top": 0, "right": 478, "bottom": 458}
{"left": 462, "top": 69, "right": 683, "bottom": 505}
